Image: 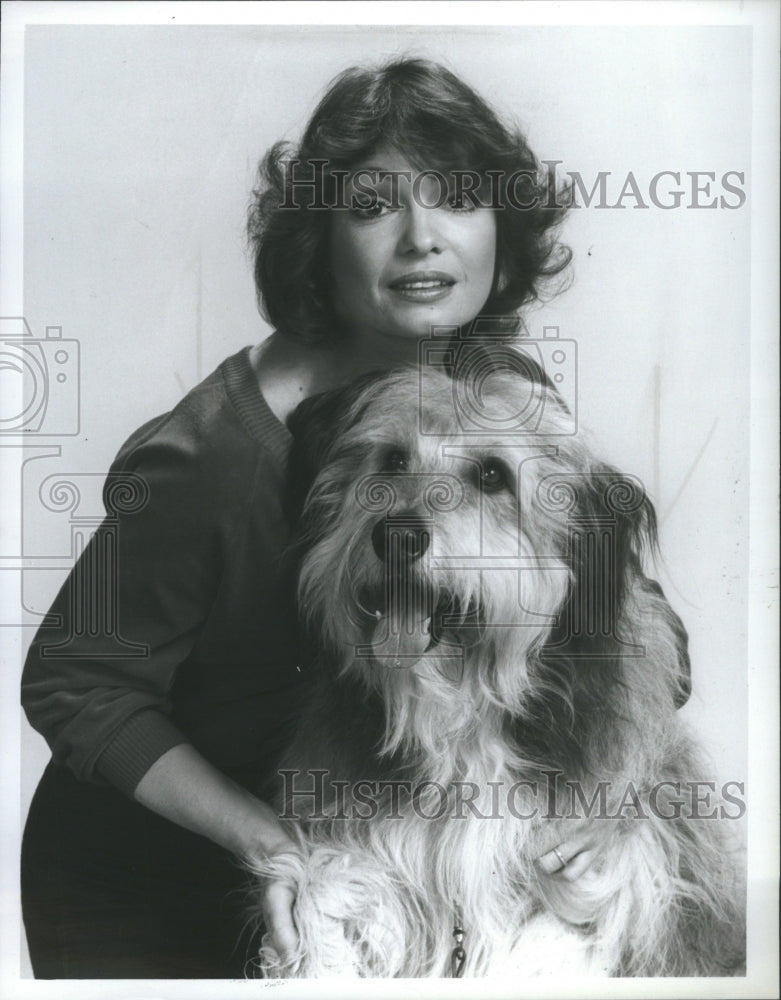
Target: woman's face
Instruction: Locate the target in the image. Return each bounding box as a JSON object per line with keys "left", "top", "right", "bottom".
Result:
{"left": 329, "top": 147, "right": 496, "bottom": 349}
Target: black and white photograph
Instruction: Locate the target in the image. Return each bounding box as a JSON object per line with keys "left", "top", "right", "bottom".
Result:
{"left": 1, "top": 2, "right": 778, "bottom": 998}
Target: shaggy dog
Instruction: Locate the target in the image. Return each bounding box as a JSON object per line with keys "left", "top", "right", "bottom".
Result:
{"left": 250, "top": 358, "right": 745, "bottom": 978}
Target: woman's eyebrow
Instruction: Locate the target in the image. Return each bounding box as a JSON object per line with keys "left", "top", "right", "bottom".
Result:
{"left": 347, "top": 167, "right": 404, "bottom": 178}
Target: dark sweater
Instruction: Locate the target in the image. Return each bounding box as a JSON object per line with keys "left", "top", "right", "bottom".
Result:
{"left": 22, "top": 348, "right": 309, "bottom": 796}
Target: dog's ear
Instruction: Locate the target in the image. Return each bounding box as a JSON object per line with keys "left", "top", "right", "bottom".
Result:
{"left": 556, "top": 466, "right": 655, "bottom": 639}
{"left": 544, "top": 467, "right": 691, "bottom": 709}
{"left": 285, "top": 372, "right": 385, "bottom": 527}
{"left": 592, "top": 476, "right": 691, "bottom": 706}
{"left": 641, "top": 577, "right": 692, "bottom": 708}
{"left": 590, "top": 465, "right": 659, "bottom": 618}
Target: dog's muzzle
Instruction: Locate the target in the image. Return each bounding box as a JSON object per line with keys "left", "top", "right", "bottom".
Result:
{"left": 362, "top": 513, "right": 435, "bottom": 668}
{"left": 371, "top": 513, "right": 431, "bottom": 563}
{"left": 361, "top": 514, "right": 479, "bottom": 671}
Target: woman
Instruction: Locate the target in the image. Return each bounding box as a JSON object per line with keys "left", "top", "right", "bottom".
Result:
{"left": 21, "top": 57, "right": 611, "bottom": 979}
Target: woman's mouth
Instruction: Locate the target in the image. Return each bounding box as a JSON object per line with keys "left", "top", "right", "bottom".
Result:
{"left": 387, "top": 272, "right": 456, "bottom": 303}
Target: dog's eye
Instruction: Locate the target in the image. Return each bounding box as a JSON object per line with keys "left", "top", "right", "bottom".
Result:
{"left": 478, "top": 459, "right": 509, "bottom": 493}
{"left": 382, "top": 450, "right": 408, "bottom": 473}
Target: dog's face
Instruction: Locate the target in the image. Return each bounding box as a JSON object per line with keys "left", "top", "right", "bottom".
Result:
{"left": 287, "top": 361, "right": 690, "bottom": 782}
{"left": 290, "top": 366, "right": 656, "bottom": 705}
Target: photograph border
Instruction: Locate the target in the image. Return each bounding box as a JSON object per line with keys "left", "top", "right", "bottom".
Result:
{"left": 1, "top": 3, "right": 778, "bottom": 999}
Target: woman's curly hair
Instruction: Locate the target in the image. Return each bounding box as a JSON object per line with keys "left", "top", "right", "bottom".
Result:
{"left": 247, "top": 57, "right": 571, "bottom": 344}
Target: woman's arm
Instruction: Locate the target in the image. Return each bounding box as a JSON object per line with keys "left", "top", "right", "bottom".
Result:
{"left": 135, "top": 744, "right": 300, "bottom": 960}
{"left": 135, "top": 743, "right": 293, "bottom": 861}
{"left": 22, "top": 369, "right": 303, "bottom": 959}
{"left": 21, "top": 412, "right": 219, "bottom": 789}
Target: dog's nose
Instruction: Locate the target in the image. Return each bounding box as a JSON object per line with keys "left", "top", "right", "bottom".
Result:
{"left": 371, "top": 515, "right": 431, "bottom": 563}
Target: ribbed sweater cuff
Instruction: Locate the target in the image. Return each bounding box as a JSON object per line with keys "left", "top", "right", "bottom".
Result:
{"left": 96, "top": 710, "right": 189, "bottom": 797}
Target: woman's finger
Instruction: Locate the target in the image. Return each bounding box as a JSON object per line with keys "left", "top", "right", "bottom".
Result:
{"left": 536, "top": 842, "right": 595, "bottom": 879}
{"left": 540, "top": 817, "right": 612, "bottom": 861}
{"left": 263, "top": 882, "right": 299, "bottom": 960}
{"left": 536, "top": 843, "right": 572, "bottom": 876}
{"left": 556, "top": 849, "right": 597, "bottom": 882}
{"left": 536, "top": 819, "right": 613, "bottom": 877}
{"left": 556, "top": 823, "right": 605, "bottom": 857}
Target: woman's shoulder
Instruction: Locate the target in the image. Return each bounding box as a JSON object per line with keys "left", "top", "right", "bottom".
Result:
{"left": 112, "top": 346, "right": 292, "bottom": 487}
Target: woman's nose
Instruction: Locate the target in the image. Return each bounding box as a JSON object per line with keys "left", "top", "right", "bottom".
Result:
{"left": 396, "top": 202, "right": 442, "bottom": 256}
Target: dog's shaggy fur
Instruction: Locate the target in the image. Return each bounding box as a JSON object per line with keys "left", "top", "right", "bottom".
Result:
{"left": 249, "top": 364, "right": 745, "bottom": 978}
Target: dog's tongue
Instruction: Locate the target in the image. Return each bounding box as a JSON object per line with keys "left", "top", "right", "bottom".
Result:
{"left": 370, "top": 609, "right": 431, "bottom": 669}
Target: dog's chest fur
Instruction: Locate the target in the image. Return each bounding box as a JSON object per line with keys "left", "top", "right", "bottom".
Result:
{"left": 273, "top": 667, "right": 588, "bottom": 975}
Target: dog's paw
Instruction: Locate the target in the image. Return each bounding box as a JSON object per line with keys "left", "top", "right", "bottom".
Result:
{"left": 258, "top": 923, "right": 361, "bottom": 980}
{"left": 253, "top": 843, "right": 408, "bottom": 977}
{"left": 294, "top": 845, "right": 410, "bottom": 976}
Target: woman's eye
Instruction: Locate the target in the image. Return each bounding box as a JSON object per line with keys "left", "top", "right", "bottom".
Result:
{"left": 382, "top": 450, "right": 408, "bottom": 472}
{"left": 351, "top": 198, "right": 394, "bottom": 219}
{"left": 446, "top": 195, "right": 477, "bottom": 213}
{"left": 478, "top": 460, "right": 508, "bottom": 492}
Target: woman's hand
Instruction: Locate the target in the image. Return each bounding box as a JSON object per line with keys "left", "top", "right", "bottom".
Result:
{"left": 134, "top": 743, "right": 302, "bottom": 960}
{"left": 535, "top": 820, "right": 612, "bottom": 882}
{"left": 244, "top": 824, "right": 304, "bottom": 968}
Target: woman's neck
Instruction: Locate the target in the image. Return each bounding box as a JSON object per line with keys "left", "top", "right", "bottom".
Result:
{"left": 250, "top": 329, "right": 421, "bottom": 427}
{"left": 329, "top": 327, "right": 421, "bottom": 379}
